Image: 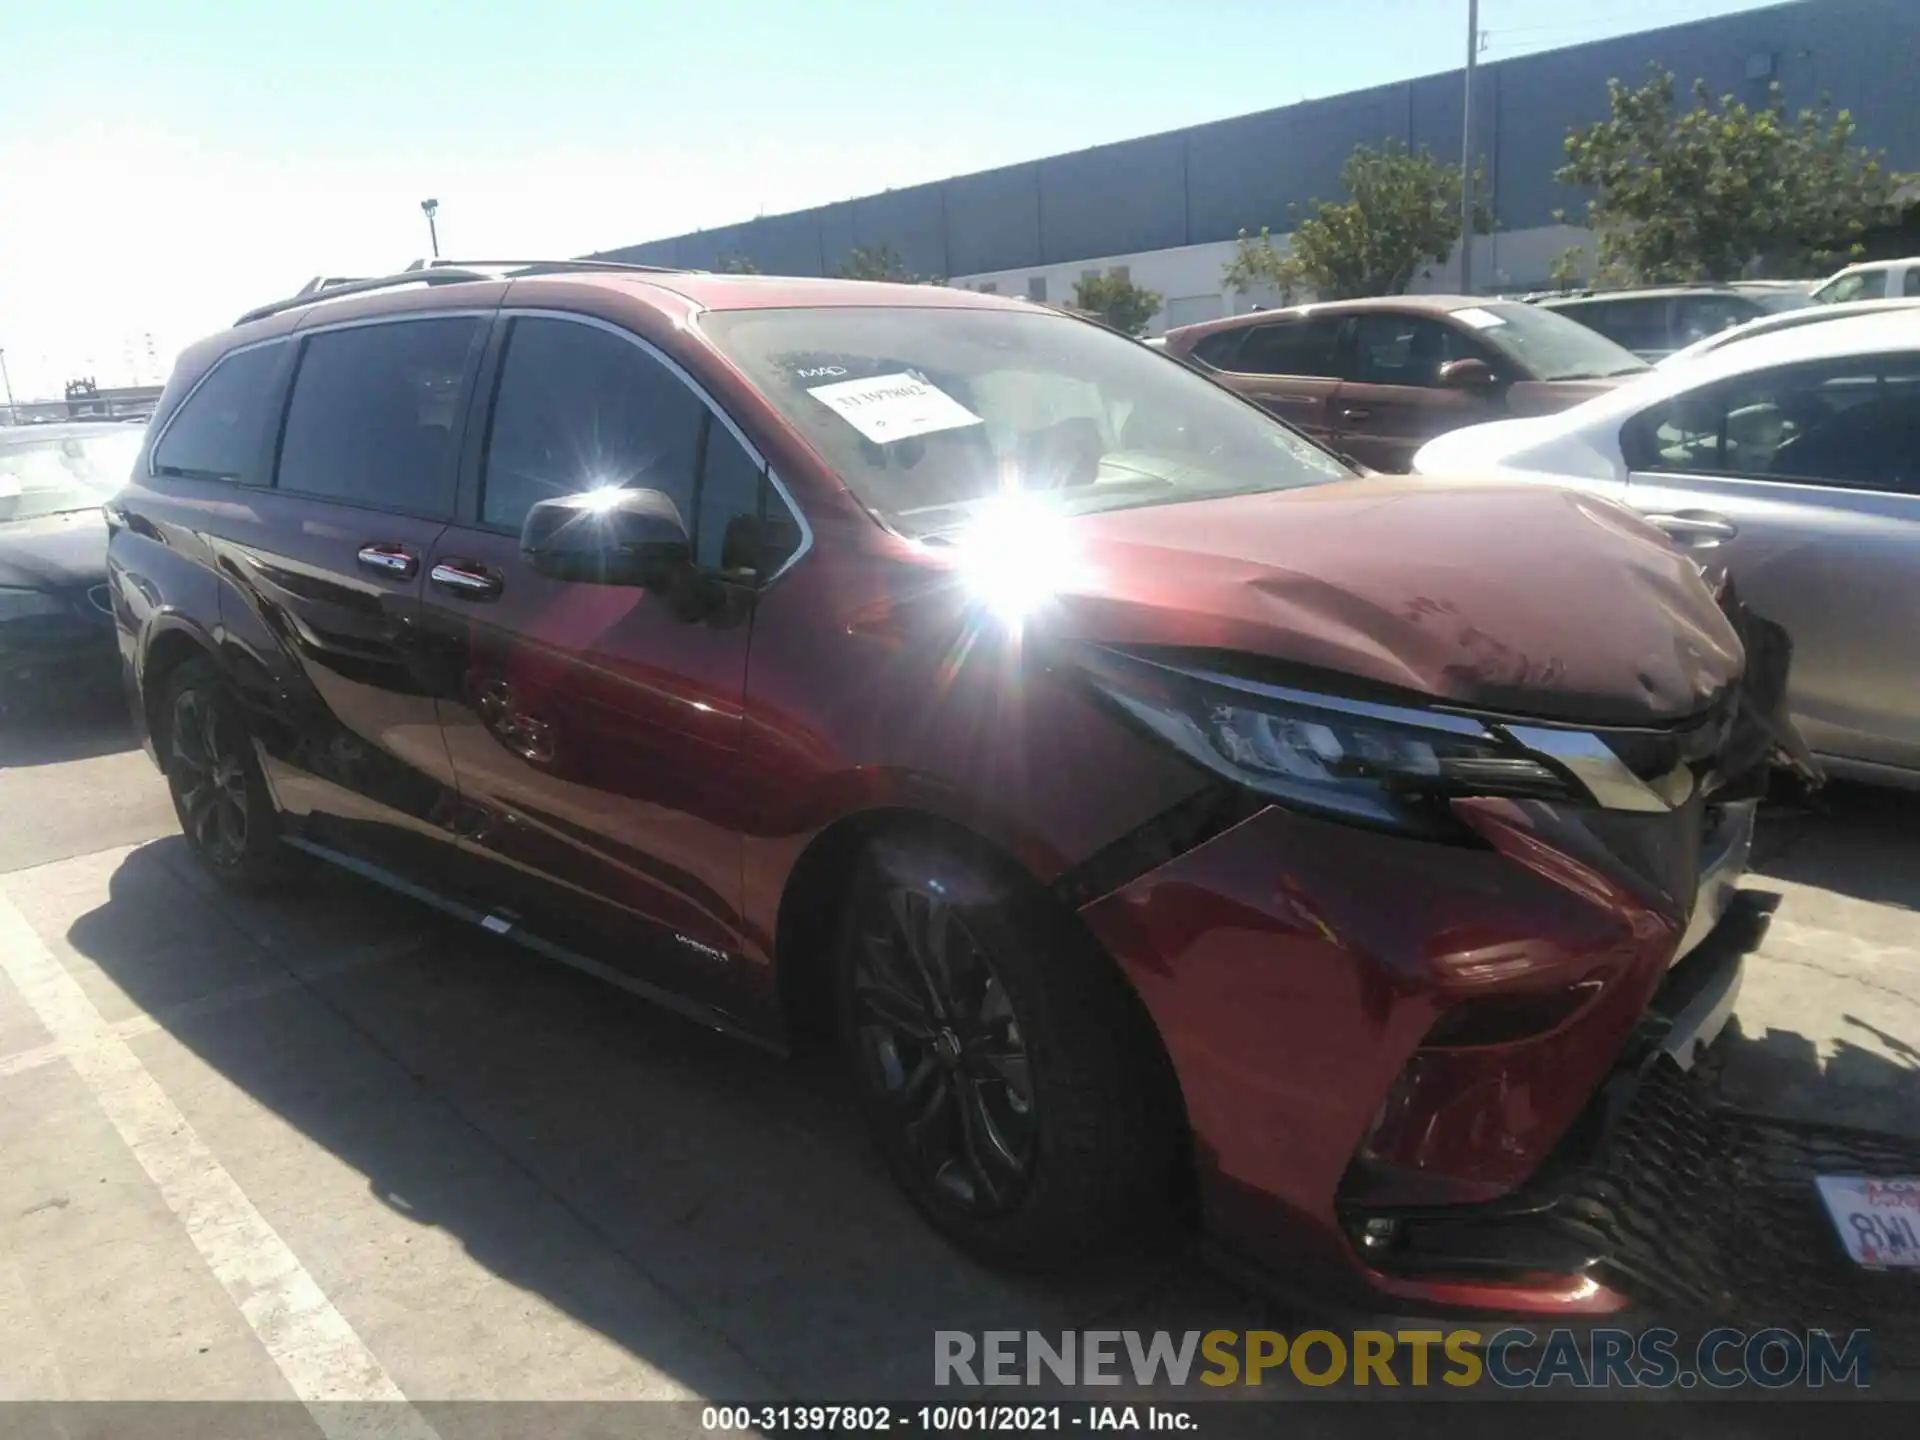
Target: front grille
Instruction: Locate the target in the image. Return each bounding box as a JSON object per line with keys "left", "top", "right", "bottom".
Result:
{"left": 1565, "top": 1061, "right": 1920, "bottom": 1349}
{"left": 1362, "top": 1061, "right": 1920, "bottom": 1353}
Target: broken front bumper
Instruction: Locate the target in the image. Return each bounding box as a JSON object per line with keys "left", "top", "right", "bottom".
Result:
{"left": 1345, "top": 962, "right": 1920, "bottom": 1344}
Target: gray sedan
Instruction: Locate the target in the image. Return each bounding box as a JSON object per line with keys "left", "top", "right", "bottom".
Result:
{"left": 1412, "top": 308, "right": 1920, "bottom": 788}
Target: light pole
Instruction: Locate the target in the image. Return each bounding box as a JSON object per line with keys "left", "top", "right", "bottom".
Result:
{"left": 421, "top": 198, "right": 441, "bottom": 260}
{"left": 1460, "top": 0, "right": 1480, "bottom": 295}
{"left": 0, "top": 347, "right": 17, "bottom": 426}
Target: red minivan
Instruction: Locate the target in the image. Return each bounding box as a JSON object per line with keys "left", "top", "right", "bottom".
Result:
{"left": 108, "top": 262, "right": 1796, "bottom": 1314}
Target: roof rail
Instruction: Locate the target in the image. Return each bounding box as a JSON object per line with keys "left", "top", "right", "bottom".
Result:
{"left": 235, "top": 258, "right": 694, "bottom": 327}
{"left": 403, "top": 257, "right": 689, "bottom": 276}
{"left": 235, "top": 267, "right": 504, "bottom": 326}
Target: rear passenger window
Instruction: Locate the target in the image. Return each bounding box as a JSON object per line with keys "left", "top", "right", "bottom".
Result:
{"left": 275, "top": 318, "right": 478, "bottom": 516}
{"left": 152, "top": 344, "right": 284, "bottom": 484}
{"left": 1905, "top": 270, "right": 1920, "bottom": 298}
{"left": 1234, "top": 320, "right": 1343, "bottom": 377}
{"left": 481, "top": 317, "right": 706, "bottom": 534}
{"left": 1559, "top": 298, "right": 1669, "bottom": 356}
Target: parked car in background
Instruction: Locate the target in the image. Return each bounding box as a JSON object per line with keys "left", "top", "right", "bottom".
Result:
{"left": 111, "top": 260, "right": 1792, "bottom": 1313}
{"left": 1413, "top": 308, "right": 1920, "bottom": 788}
{"left": 0, "top": 421, "right": 145, "bottom": 717}
{"left": 1656, "top": 296, "right": 1920, "bottom": 368}
{"left": 1531, "top": 283, "right": 1814, "bottom": 362}
{"left": 1162, "top": 296, "right": 1647, "bottom": 472}
{"left": 1811, "top": 256, "right": 1920, "bottom": 304}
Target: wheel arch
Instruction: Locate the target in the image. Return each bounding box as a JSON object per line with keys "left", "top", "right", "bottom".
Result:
{"left": 772, "top": 805, "right": 1195, "bottom": 1174}
{"left": 138, "top": 618, "right": 225, "bottom": 750}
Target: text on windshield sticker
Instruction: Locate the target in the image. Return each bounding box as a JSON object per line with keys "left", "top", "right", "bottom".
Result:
{"left": 807, "top": 372, "right": 984, "bottom": 445}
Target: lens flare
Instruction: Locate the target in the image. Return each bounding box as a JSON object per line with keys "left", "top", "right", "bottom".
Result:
{"left": 950, "top": 490, "right": 1088, "bottom": 626}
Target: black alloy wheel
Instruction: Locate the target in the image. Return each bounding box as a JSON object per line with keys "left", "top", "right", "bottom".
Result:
{"left": 160, "top": 658, "right": 289, "bottom": 890}
{"left": 835, "top": 835, "right": 1182, "bottom": 1269}
{"left": 169, "top": 684, "right": 252, "bottom": 868}
{"left": 850, "top": 884, "right": 1037, "bottom": 1214}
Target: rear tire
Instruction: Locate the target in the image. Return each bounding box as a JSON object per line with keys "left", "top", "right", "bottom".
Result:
{"left": 159, "top": 658, "right": 291, "bottom": 892}
{"left": 833, "top": 831, "right": 1182, "bottom": 1269}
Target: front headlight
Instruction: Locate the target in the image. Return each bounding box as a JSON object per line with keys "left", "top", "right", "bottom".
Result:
{"left": 1077, "top": 648, "right": 1583, "bottom": 835}
{"left": 0, "top": 586, "right": 63, "bottom": 622}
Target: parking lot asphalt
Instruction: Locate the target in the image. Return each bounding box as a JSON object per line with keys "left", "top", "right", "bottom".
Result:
{"left": 2, "top": 699, "right": 1917, "bottom": 1418}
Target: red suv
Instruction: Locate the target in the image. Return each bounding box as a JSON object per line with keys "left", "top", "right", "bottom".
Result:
{"left": 1163, "top": 296, "right": 1648, "bottom": 472}
{"left": 109, "top": 261, "right": 1793, "bottom": 1313}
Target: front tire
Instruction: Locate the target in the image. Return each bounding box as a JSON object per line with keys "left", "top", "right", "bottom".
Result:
{"left": 834, "top": 832, "right": 1182, "bottom": 1269}
{"left": 159, "top": 658, "right": 289, "bottom": 891}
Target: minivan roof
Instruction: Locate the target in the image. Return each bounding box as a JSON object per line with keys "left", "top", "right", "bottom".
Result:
{"left": 239, "top": 267, "right": 1038, "bottom": 329}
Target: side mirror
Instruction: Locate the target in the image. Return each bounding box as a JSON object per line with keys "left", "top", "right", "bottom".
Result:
{"left": 520, "top": 488, "right": 691, "bottom": 587}
{"left": 1438, "top": 357, "right": 1497, "bottom": 390}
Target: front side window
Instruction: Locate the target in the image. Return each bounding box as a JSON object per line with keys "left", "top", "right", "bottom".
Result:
{"left": 480, "top": 316, "right": 706, "bottom": 534}
{"left": 696, "top": 424, "right": 802, "bottom": 578}
{"left": 1905, "top": 270, "right": 1920, "bottom": 298}
{"left": 480, "top": 317, "right": 799, "bottom": 580}
{"left": 276, "top": 318, "right": 477, "bottom": 515}
{"left": 0, "top": 427, "right": 147, "bottom": 521}
{"left": 1346, "top": 315, "right": 1483, "bottom": 387}
{"left": 700, "top": 305, "right": 1353, "bottom": 540}
{"left": 1815, "top": 269, "right": 1888, "bottom": 304}
{"left": 151, "top": 343, "right": 284, "bottom": 484}
{"left": 1623, "top": 354, "right": 1920, "bottom": 493}
{"left": 1233, "top": 319, "right": 1344, "bottom": 378}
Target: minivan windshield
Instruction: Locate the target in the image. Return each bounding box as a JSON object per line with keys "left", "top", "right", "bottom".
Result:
{"left": 1467, "top": 302, "right": 1650, "bottom": 381}
{"left": 701, "top": 305, "right": 1354, "bottom": 539}
{"left": 0, "top": 427, "right": 145, "bottom": 522}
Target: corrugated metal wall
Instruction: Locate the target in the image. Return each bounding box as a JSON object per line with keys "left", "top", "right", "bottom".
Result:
{"left": 592, "top": 0, "right": 1920, "bottom": 277}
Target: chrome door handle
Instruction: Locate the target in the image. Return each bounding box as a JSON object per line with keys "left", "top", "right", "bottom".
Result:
{"left": 357, "top": 544, "right": 417, "bottom": 578}
{"left": 1339, "top": 406, "right": 1372, "bottom": 421}
{"left": 430, "top": 561, "right": 504, "bottom": 600}
{"left": 1644, "top": 513, "right": 1739, "bottom": 542}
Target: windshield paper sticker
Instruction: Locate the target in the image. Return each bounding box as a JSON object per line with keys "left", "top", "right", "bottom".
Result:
{"left": 1452, "top": 306, "right": 1507, "bottom": 329}
{"left": 807, "top": 372, "right": 984, "bottom": 445}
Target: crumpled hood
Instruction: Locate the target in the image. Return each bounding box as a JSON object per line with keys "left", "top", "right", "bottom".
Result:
{"left": 0, "top": 510, "right": 110, "bottom": 590}
{"left": 1046, "top": 475, "right": 1743, "bottom": 725}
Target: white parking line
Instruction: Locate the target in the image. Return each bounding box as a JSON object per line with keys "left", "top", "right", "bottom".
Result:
{"left": 0, "top": 892, "right": 440, "bottom": 1439}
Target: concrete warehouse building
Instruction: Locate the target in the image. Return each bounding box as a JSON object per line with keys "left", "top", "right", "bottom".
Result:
{"left": 592, "top": 0, "right": 1920, "bottom": 332}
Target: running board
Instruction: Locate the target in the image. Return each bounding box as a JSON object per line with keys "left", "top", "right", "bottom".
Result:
{"left": 280, "top": 836, "right": 780, "bottom": 1054}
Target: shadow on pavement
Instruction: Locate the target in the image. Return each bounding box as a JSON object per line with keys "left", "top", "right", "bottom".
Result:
{"left": 1752, "top": 781, "right": 1920, "bottom": 911}
{"left": 1715, "top": 1011, "right": 1920, "bottom": 1139}
{"left": 52, "top": 825, "right": 1918, "bottom": 1406}
{"left": 0, "top": 690, "right": 138, "bottom": 769}
{"left": 61, "top": 839, "right": 1271, "bottom": 1404}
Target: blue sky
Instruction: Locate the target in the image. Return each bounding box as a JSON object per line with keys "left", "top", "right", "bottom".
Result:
{"left": 1, "top": 0, "right": 1779, "bottom": 397}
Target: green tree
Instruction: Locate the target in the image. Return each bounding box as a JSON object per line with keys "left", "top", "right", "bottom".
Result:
{"left": 1546, "top": 246, "right": 1587, "bottom": 289}
{"left": 717, "top": 253, "right": 761, "bottom": 274}
{"left": 1556, "top": 68, "right": 1901, "bottom": 283}
{"left": 1070, "top": 272, "right": 1163, "bottom": 336}
{"left": 837, "top": 244, "right": 919, "bottom": 282}
{"left": 1223, "top": 142, "right": 1490, "bottom": 301}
